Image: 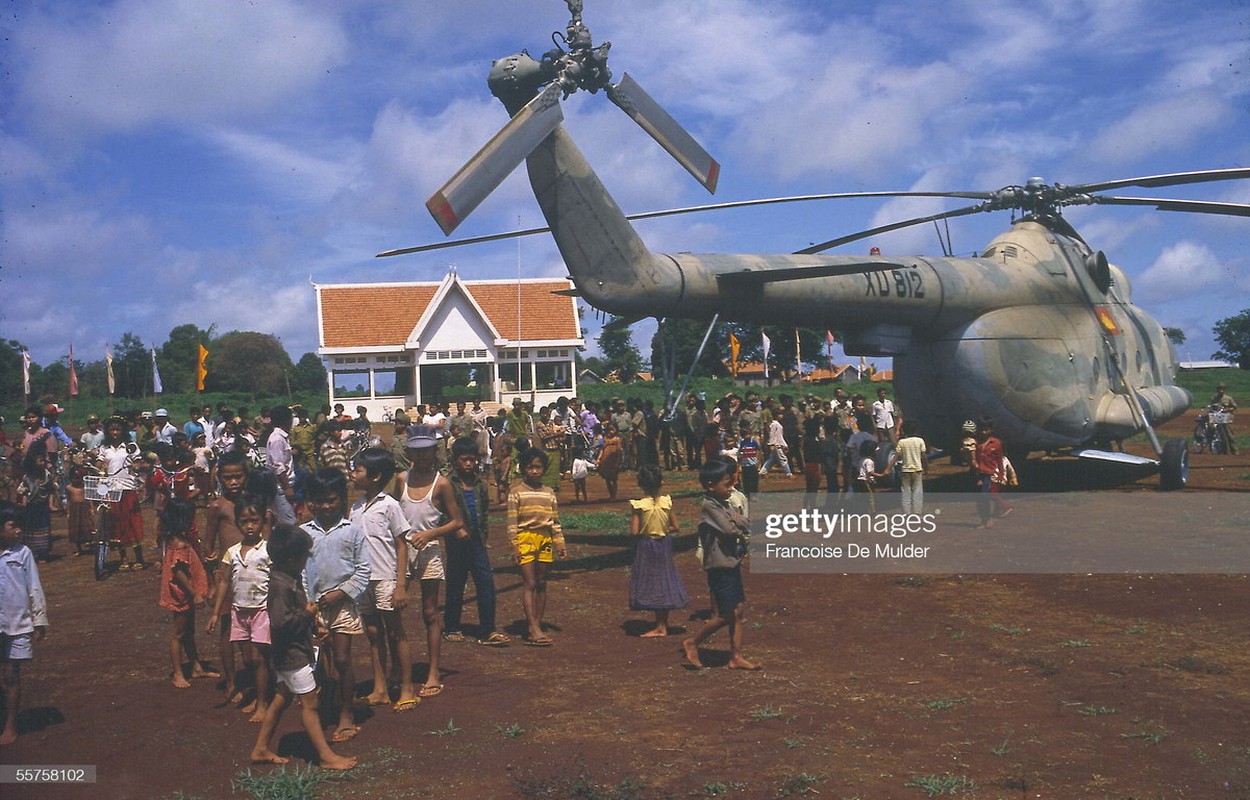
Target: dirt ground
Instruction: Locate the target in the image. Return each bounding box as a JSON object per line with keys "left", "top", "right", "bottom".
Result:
{"left": 3, "top": 415, "right": 1249, "bottom": 799}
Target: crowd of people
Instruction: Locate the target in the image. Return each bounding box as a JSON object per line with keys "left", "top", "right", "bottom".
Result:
{"left": 0, "top": 385, "right": 1056, "bottom": 760}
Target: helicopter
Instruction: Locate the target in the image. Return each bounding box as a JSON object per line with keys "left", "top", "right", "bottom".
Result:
{"left": 384, "top": 0, "right": 1250, "bottom": 490}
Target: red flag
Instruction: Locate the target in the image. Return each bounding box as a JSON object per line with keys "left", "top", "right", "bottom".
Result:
{"left": 68, "top": 344, "right": 79, "bottom": 396}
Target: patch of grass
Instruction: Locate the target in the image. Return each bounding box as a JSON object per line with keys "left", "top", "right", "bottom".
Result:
{"left": 924, "top": 696, "right": 968, "bottom": 711}
{"left": 988, "top": 623, "right": 1029, "bottom": 636}
{"left": 561, "top": 511, "right": 631, "bottom": 536}
{"left": 1078, "top": 705, "right": 1117, "bottom": 716}
{"left": 784, "top": 736, "right": 806, "bottom": 749}
{"left": 777, "top": 772, "right": 824, "bottom": 797}
{"left": 1125, "top": 619, "right": 1149, "bottom": 635}
{"left": 232, "top": 764, "right": 345, "bottom": 800}
{"left": 1060, "top": 639, "right": 1091, "bottom": 648}
{"left": 894, "top": 576, "right": 929, "bottom": 588}
{"left": 1121, "top": 730, "right": 1168, "bottom": 745}
{"left": 497, "top": 722, "right": 525, "bottom": 738}
{"left": 904, "top": 774, "right": 975, "bottom": 796}
{"left": 747, "top": 703, "right": 785, "bottom": 722}
{"left": 700, "top": 781, "right": 747, "bottom": 796}
{"left": 989, "top": 738, "right": 1010, "bottom": 757}
{"left": 1092, "top": 615, "right": 1113, "bottom": 625}
{"left": 425, "top": 718, "right": 462, "bottom": 737}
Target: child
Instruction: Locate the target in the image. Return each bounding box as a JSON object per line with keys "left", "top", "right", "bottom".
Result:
{"left": 856, "top": 439, "right": 890, "bottom": 513}
{"left": 158, "top": 498, "right": 218, "bottom": 688}
{"left": 0, "top": 503, "right": 49, "bottom": 745}
{"left": 508, "top": 448, "right": 567, "bottom": 646}
{"left": 682, "top": 460, "right": 760, "bottom": 671}
{"left": 737, "top": 426, "right": 761, "bottom": 496}
{"left": 98, "top": 417, "right": 147, "bottom": 570}
{"left": 204, "top": 450, "right": 248, "bottom": 701}
{"left": 65, "top": 452, "right": 94, "bottom": 556}
{"left": 302, "top": 469, "right": 370, "bottom": 743}
{"left": 16, "top": 443, "right": 54, "bottom": 561}
{"left": 597, "top": 424, "right": 623, "bottom": 502}
{"left": 443, "top": 437, "right": 509, "bottom": 646}
{"left": 249, "top": 523, "right": 357, "bottom": 770}
{"left": 628, "top": 465, "right": 686, "bottom": 637}
{"left": 351, "top": 448, "right": 418, "bottom": 712}
{"left": 492, "top": 431, "right": 513, "bottom": 507}
{"left": 394, "top": 427, "right": 463, "bottom": 699}
{"left": 207, "top": 496, "right": 272, "bottom": 721}
{"left": 570, "top": 446, "right": 594, "bottom": 503}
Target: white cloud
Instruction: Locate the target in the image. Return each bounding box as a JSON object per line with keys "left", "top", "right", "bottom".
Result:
{"left": 1136, "top": 240, "right": 1234, "bottom": 301}
{"left": 16, "top": 0, "right": 348, "bottom": 134}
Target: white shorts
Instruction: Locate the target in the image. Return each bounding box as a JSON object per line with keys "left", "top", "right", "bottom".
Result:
{"left": 361, "top": 579, "right": 399, "bottom": 613}
{"left": 0, "top": 632, "right": 34, "bottom": 661}
{"left": 407, "top": 540, "right": 445, "bottom": 582}
{"left": 275, "top": 662, "right": 317, "bottom": 695}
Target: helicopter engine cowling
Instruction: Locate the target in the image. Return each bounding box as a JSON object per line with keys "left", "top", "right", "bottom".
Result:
{"left": 1094, "top": 385, "right": 1192, "bottom": 440}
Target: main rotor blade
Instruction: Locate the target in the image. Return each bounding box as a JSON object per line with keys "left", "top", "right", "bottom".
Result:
{"left": 1088, "top": 195, "right": 1250, "bottom": 218}
{"left": 1069, "top": 167, "right": 1250, "bottom": 196}
{"left": 608, "top": 73, "right": 719, "bottom": 194}
{"left": 379, "top": 190, "right": 992, "bottom": 257}
{"left": 716, "top": 260, "right": 910, "bottom": 286}
{"left": 796, "top": 203, "right": 989, "bottom": 254}
{"left": 425, "top": 82, "right": 564, "bottom": 236}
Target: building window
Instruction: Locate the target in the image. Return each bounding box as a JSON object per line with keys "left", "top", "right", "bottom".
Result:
{"left": 333, "top": 371, "right": 370, "bottom": 398}
{"left": 536, "top": 361, "right": 570, "bottom": 390}
{"left": 373, "top": 368, "right": 414, "bottom": 398}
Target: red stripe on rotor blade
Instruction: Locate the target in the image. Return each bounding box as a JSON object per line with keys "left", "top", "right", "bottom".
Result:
{"left": 426, "top": 193, "right": 460, "bottom": 236}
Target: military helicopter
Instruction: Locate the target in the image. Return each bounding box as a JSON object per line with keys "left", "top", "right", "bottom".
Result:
{"left": 382, "top": 0, "right": 1250, "bottom": 490}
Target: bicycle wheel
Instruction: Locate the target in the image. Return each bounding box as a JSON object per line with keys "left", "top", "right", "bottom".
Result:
{"left": 94, "top": 505, "right": 109, "bottom": 581}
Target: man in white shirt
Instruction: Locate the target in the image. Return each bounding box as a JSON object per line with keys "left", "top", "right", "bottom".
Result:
{"left": 872, "top": 389, "right": 898, "bottom": 444}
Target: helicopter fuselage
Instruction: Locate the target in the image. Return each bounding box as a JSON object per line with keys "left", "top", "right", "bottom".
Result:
{"left": 523, "top": 124, "right": 1190, "bottom": 452}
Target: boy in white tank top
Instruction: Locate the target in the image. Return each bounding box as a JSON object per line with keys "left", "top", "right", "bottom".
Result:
{"left": 392, "top": 425, "right": 463, "bottom": 698}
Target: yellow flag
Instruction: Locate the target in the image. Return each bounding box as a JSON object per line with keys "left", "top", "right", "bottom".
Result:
{"left": 197, "top": 343, "right": 209, "bottom": 391}
{"left": 729, "top": 332, "right": 740, "bottom": 378}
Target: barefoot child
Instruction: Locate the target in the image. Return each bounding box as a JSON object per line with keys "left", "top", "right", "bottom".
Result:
{"left": 302, "top": 469, "right": 370, "bottom": 743}
{"left": 0, "top": 503, "right": 49, "bottom": 746}
{"left": 250, "top": 523, "right": 357, "bottom": 770}
{"left": 682, "top": 460, "right": 760, "bottom": 671}
{"left": 393, "top": 426, "right": 463, "bottom": 699}
{"left": 159, "top": 498, "right": 218, "bottom": 688}
{"left": 207, "top": 496, "right": 272, "bottom": 721}
{"left": 351, "top": 448, "right": 418, "bottom": 712}
{"left": 570, "top": 445, "right": 594, "bottom": 503}
{"left": 628, "top": 464, "right": 687, "bottom": 637}
{"left": 508, "top": 448, "right": 567, "bottom": 646}
{"left": 203, "top": 450, "right": 248, "bottom": 702}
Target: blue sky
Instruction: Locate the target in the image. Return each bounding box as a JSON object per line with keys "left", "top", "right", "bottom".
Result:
{"left": 3, "top": 0, "right": 1248, "bottom": 371}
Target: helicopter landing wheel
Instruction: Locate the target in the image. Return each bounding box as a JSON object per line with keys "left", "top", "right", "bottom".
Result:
{"left": 1159, "top": 438, "right": 1189, "bottom": 491}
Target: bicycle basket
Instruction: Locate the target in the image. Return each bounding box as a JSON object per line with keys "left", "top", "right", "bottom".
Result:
{"left": 1211, "top": 411, "right": 1233, "bottom": 425}
{"left": 84, "top": 474, "right": 123, "bottom": 503}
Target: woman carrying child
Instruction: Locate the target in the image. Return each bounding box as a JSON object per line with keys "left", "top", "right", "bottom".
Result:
{"left": 158, "top": 498, "right": 218, "bottom": 688}
{"left": 628, "top": 464, "right": 687, "bottom": 637}
{"left": 16, "top": 443, "right": 54, "bottom": 561}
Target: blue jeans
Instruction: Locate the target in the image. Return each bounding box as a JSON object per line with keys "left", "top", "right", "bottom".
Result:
{"left": 443, "top": 534, "right": 497, "bottom": 635}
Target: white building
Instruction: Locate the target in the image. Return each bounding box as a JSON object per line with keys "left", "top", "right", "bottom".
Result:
{"left": 316, "top": 271, "right": 583, "bottom": 418}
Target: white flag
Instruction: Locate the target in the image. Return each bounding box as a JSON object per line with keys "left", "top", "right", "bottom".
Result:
{"left": 21, "top": 350, "right": 31, "bottom": 396}
{"left": 106, "top": 345, "right": 115, "bottom": 395}
{"left": 761, "top": 332, "right": 771, "bottom": 379}
{"left": 152, "top": 347, "right": 163, "bottom": 394}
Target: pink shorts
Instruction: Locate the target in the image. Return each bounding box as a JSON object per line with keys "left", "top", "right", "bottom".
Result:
{"left": 230, "top": 606, "right": 271, "bottom": 645}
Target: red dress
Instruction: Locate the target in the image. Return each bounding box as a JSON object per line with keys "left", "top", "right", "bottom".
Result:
{"left": 159, "top": 542, "right": 209, "bottom": 613}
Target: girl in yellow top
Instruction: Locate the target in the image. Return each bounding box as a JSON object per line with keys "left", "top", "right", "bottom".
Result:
{"left": 508, "top": 448, "right": 566, "bottom": 646}
{"left": 628, "top": 465, "right": 687, "bottom": 637}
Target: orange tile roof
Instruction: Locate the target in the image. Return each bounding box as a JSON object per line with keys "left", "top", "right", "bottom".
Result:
{"left": 319, "top": 279, "right": 579, "bottom": 349}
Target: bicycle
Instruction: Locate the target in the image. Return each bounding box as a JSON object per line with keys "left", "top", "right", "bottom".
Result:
{"left": 84, "top": 472, "right": 123, "bottom": 581}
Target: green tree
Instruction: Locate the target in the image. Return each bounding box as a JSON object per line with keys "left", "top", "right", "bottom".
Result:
{"left": 205, "top": 331, "right": 294, "bottom": 395}
{"left": 111, "top": 333, "right": 150, "bottom": 399}
{"left": 291, "top": 352, "right": 327, "bottom": 392}
{"left": 597, "top": 317, "right": 642, "bottom": 382}
{"left": 1212, "top": 310, "right": 1250, "bottom": 369}
{"left": 650, "top": 318, "right": 731, "bottom": 382}
{"left": 1163, "top": 326, "right": 1186, "bottom": 347}
{"left": 159, "top": 323, "right": 215, "bottom": 394}
{"left": 0, "top": 340, "right": 31, "bottom": 405}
